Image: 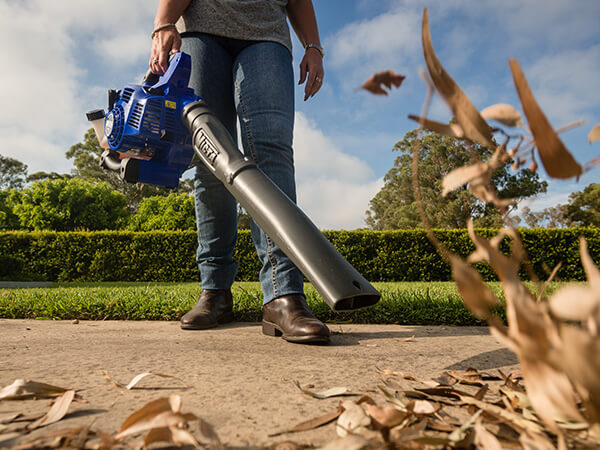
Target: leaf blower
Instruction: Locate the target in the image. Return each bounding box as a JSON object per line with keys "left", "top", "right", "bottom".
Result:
{"left": 87, "top": 52, "right": 380, "bottom": 311}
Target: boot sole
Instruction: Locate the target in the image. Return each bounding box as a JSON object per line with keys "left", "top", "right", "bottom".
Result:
{"left": 180, "top": 311, "right": 234, "bottom": 330}
{"left": 262, "top": 320, "right": 330, "bottom": 345}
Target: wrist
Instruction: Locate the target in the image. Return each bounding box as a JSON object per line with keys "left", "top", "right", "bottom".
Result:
{"left": 305, "top": 43, "right": 324, "bottom": 58}
{"left": 152, "top": 23, "right": 178, "bottom": 39}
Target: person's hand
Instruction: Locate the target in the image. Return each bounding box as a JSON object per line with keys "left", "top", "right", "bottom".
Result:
{"left": 299, "top": 47, "right": 324, "bottom": 101}
{"left": 149, "top": 27, "right": 181, "bottom": 74}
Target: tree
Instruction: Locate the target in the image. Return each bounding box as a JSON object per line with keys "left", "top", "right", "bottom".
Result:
{"left": 564, "top": 183, "right": 600, "bottom": 227}
{"left": 366, "top": 129, "right": 548, "bottom": 230}
{"left": 26, "top": 171, "right": 73, "bottom": 183}
{"left": 0, "top": 154, "right": 28, "bottom": 190}
{"left": 0, "top": 189, "right": 22, "bottom": 230}
{"left": 67, "top": 129, "right": 194, "bottom": 211}
{"left": 128, "top": 193, "right": 196, "bottom": 231}
{"left": 521, "top": 205, "right": 569, "bottom": 228}
{"left": 237, "top": 205, "right": 251, "bottom": 230}
{"left": 14, "top": 179, "right": 129, "bottom": 231}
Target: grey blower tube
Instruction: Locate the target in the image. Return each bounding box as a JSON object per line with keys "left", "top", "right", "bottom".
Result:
{"left": 182, "top": 101, "right": 380, "bottom": 311}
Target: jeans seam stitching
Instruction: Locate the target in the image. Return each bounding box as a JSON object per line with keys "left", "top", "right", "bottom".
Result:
{"left": 235, "top": 76, "right": 278, "bottom": 299}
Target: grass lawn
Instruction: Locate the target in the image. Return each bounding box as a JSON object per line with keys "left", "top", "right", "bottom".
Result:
{"left": 0, "top": 281, "right": 565, "bottom": 325}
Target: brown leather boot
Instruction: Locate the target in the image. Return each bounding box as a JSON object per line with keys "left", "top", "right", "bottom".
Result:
{"left": 180, "top": 289, "right": 234, "bottom": 330}
{"left": 262, "top": 295, "right": 330, "bottom": 344}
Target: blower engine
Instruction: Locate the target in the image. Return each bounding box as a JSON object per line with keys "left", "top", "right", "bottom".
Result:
{"left": 88, "top": 52, "right": 381, "bottom": 312}
{"left": 87, "top": 52, "right": 199, "bottom": 188}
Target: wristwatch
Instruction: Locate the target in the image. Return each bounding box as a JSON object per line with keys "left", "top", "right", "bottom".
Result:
{"left": 305, "top": 43, "right": 325, "bottom": 58}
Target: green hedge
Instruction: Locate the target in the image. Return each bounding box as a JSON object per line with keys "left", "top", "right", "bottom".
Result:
{"left": 0, "top": 228, "right": 598, "bottom": 282}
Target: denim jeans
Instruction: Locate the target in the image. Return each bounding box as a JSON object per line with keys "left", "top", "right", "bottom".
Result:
{"left": 181, "top": 33, "right": 304, "bottom": 304}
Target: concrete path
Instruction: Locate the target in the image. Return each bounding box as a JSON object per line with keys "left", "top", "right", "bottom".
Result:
{"left": 0, "top": 320, "right": 519, "bottom": 448}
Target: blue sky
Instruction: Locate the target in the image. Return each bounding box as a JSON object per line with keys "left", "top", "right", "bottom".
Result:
{"left": 1, "top": 0, "right": 599, "bottom": 229}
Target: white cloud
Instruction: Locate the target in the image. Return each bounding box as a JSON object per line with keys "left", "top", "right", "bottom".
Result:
{"left": 326, "top": 7, "right": 421, "bottom": 72}
{"left": 293, "top": 113, "right": 383, "bottom": 229}
{"left": 0, "top": 131, "right": 74, "bottom": 175}
{"left": 95, "top": 31, "right": 151, "bottom": 65}
{"left": 0, "top": 0, "right": 156, "bottom": 175}
{"left": 521, "top": 46, "right": 600, "bottom": 126}
{"left": 0, "top": 2, "right": 82, "bottom": 135}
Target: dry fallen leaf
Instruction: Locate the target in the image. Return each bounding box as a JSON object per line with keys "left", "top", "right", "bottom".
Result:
{"left": 361, "top": 70, "right": 405, "bottom": 95}
{"left": 143, "top": 426, "right": 201, "bottom": 449}
{"left": 480, "top": 103, "right": 523, "bottom": 127}
{"left": 269, "top": 408, "right": 342, "bottom": 437}
{"left": 509, "top": 58, "right": 582, "bottom": 179}
{"left": 294, "top": 381, "right": 353, "bottom": 399}
{"left": 474, "top": 420, "right": 503, "bottom": 450}
{"left": 460, "top": 395, "right": 543, "bottom": 435}
{"left": 320, "top": 434, "right": 373, "bottom": 450}
{"left": 336, "top": 400, "right": 370, "bottom": 438}
{"left": 365, "top": 403, "right": 408, "bottom": 428}
{"left": 27, "top": 390, "right": 75, "bottom": 430}
{"left": 406, "top": 399, "right": 441, "bottom": 415}
{"left": 101, "top": 370, "right": 182, "bottom": 390}
{"left": 422, "top": 8, "right": 495, "bottom": 148}
{"left": 115, "top": 395, "right": 198, "bottom": 440}
{"left": 0, "top": 432, "right": 21, "bottom": 446}
{"left": 0, "top": 380, "right": 69, "bottom": 401}
{"left": 197, "top": 418, "right": 224, "bottom": 450}
{"left": 589, "top": 123, "right": 600, "bottom": 144}
{"left": 519, "top": 432, "right": 557, "bottom": 450}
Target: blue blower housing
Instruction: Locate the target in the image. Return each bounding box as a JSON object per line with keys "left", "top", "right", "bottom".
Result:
{"left": 101, "top": 52, "right": 200, "bottom": 188}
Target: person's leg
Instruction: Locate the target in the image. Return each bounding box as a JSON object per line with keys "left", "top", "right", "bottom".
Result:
{"left": 232, "top": 41, "right": 304, "bottom": 304}
{"left": 181, "top": 33, "right": 239, "bottom": 291}
{"left": 179, "top": 34, "right": 237, "bottom": 329}
{"left": 232, "top": 41, "right": 329, "bottom": 344}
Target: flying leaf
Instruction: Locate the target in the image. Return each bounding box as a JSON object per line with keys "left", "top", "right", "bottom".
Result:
{"left": 422, "top": 8, "right": 495, "bottom": 148}
{"left": 27, "top": 390, "right": 75, "bottom": 430}
{"left": 442, "top": 163, "right": 488, "bottom": 196}
{"left": 450, "top": 255, "right": 499, "bottom": 319}
{"left": 583, "top": 156, "right": 600, "bottom": 173}
{"left": 408, "top": 115, "right": 464, "bottom": 138}
{"left": 480, "top": 104, "right": 523, "bottom": 127}
{"left": 0, "top": 379, "right": 69, "bottom": 400}
{"left": 589, "top": 123, "right": 600, "bottom": 144}
{"left": 361, "top": 70, "right": 405, "bottom": 95}
{"left": 509, "top": 58, "right": 582, "bottom": 179}
{"left": 580, "top": 237, "right": 600, "bottom": 289}
{"left": 549, "top": 285, "right": 600, "bottom": 322}
{"left": 554, "top": 324, "right": 600, "bottom": 421}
